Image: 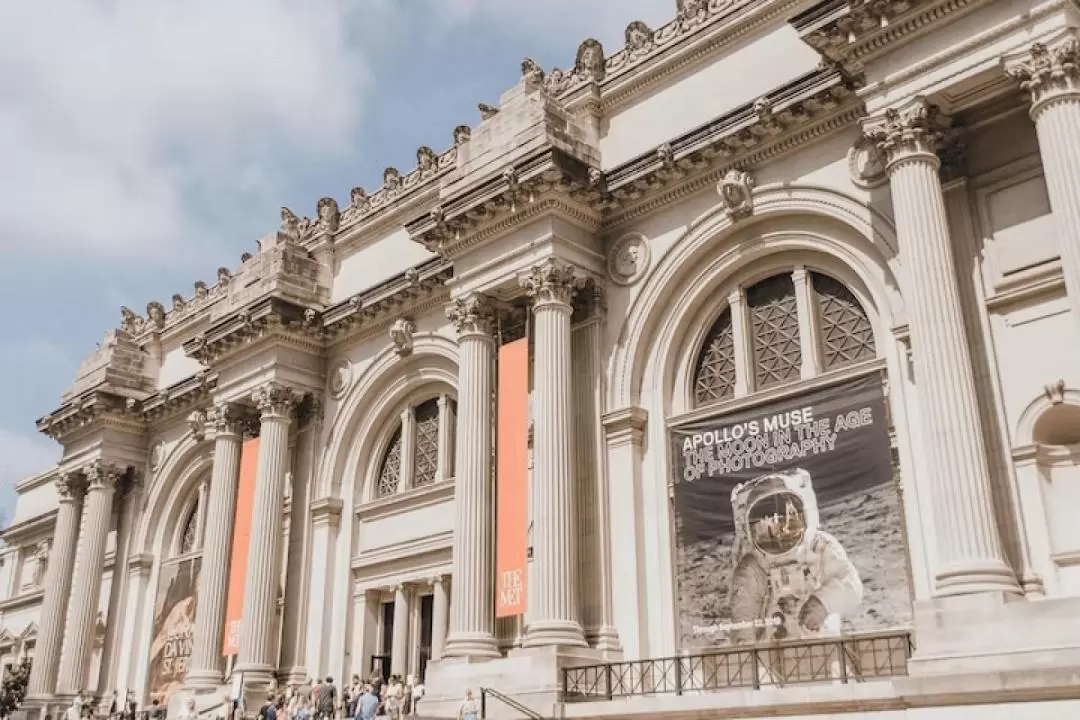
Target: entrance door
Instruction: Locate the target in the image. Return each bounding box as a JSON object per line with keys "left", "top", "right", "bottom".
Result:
{"left": 371, "top": 600, "right": 393, "bottom": 679}
{"left": 418, "top": 594, "right": 434, "bottom": 681}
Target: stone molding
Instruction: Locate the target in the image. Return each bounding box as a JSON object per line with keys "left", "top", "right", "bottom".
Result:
{"left": 601, "top": 406, "right": 648, "bottom": 444}
{"left": 791, "top": 0, "right": 989, "bottom": 76}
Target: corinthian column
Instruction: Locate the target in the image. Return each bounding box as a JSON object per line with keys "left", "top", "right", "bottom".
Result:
{"left": 1007, "top": 37, "right": 1080, "bottom": 326}
{"left": 57, "top": 462, "right": 124, "bottom": 695}
{"left": 865, "top": 99, "right": 1020, "bottom": 598}
{"left": 186, "top": 402, "right": 245, "bottom": 689}
{"left": 236, "top": 382, "right": 301, "bottom": 688}
{"left": 27, "top": 474, "right": 84, "bottom": 700}
{"left": 521, "top": 259, "right": 586, "bottom": 648}
{"left": 442, "top": 294, "right": 499, "bottom": 659}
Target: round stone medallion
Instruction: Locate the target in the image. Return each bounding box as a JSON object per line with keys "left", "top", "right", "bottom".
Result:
{"left": 607, "top": 232, "right": 650, "bottom": 286}
{"left": 149, "top": 440, "right": 165, "bottom": 472}
{"left": 848, "top": 135, "right": 888, "bottom": 190}
{"left": 328, "top": 359, "right": 352, "bottom": 400}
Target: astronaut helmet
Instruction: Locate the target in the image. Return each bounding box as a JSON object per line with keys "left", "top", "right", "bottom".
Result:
{"left": 730, "top": 468, "right": 821, "bottom": 559}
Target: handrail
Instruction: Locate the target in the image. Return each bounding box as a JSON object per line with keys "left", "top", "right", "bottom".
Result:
{"left": 479, "top": 687, "right": 545, "bottom": 720}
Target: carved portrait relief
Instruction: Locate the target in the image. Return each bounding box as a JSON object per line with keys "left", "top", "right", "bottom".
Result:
{"left": 328, "top": 359, "right": 353, "bottom": 400}
{"left": 848, "top": 135, "right": 889, "bottom": 189}
{"left": 607, "top": 232, "right": 651, "bottom": 286}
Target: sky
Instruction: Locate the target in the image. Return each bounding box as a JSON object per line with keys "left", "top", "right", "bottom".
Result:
{"left": 0, "top": 0, "right": 676, "bottom": 522}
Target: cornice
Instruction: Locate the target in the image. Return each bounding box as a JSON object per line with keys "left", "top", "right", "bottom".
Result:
{"left": 322, "top": 257, "right": 453, "bottom": 349}
{"left": 183, "top": 296, "right": 324, "bottom": 366}
{"left": 601, "top": 69, "right": 861, "bottom": 230}
{"left": 140, "top": 371, "right": 218, "bottom": 426}
{"left": 0, "top": 509, "right": 57, "bottom": 544}
{"left": 355, "top": 479, "right": 455, "bottom": 523}
{"left": 37, "top": 390, "right": 147, "bottom": 442}
{"left": 14, "top": 468, "right": 58, "bottom": 494}
{"left": 791, "top": 0, "right": 989, "bottom": 76}
{"left": 0, "top": 590, "right": 45, "bottom": 614}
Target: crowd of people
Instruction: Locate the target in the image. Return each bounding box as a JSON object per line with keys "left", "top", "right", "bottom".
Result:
{"left": 256, "top": 673, "right": 426, "bottom": 720}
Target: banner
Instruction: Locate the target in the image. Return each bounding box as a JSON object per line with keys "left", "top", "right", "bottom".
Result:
{"left": 147, "top": 557, "right": 200, "bottom": 704}
{"left": 670, "top": 374, "right": 911, "bottom": 649}
{"left": 223, "top": 437, "right": 259, "bottom": 656}
{"left": 495, "top": 337, "right": 529, "bottom": 617}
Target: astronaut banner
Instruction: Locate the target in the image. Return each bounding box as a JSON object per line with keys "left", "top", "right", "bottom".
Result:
{"left": 670, "top": 373, "right": 912, "bottom": 649}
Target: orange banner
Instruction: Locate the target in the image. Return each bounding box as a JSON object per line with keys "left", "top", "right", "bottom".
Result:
{"left": 496, "top": 338, "right": 529, "bottom": 617}
{"left": 222, "top": 437, "right": 259, "bottom": 656}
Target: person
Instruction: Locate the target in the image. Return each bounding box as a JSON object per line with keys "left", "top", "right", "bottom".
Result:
{"left": 409, "top": 677, "right": 425, "bottom": 717}
{"left": 293, "top": 697, "right": 311, "bottom": 720}
{"left": 258, "top": 695, "right": 278, "bottom": 720}
{"left": 358, "top": 686, "right": 379, "bottom": 720}
{"left": 457, "top": 689, "right": 479, "bottom": 720}
{"left": 317, "top": 676, "right": 337, "bottom": 720}
{"left": 384, "top": 676, "right": 403, "bottom": 720}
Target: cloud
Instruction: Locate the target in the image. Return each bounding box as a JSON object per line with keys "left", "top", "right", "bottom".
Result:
{"left": 0, "top": 0, "right": 373, "bottom": 264}
{"left": 0, "top": 429, "right": 59, "bottom": 525}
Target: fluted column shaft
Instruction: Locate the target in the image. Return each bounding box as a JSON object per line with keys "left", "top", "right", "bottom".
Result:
{"left": 868, "top": 101, "right": 1019, "bottom": 597}
{"left": 27, "top": 476, "right": 84, "bottom": 700}
{"left": 186, "top": 404, "right": 244, "bottom": 688}
{"left": 236, "top": 383, "right": 300, "bottom": 685}
{"left": 390, "top": 585, "right": 411, "bottom": 676}
{"left": 521, "top": 259, "right": 586, "bottom": 648}
{"left": 442, "top": 295, "right": 499, "bottom": 659}
{"left": 1009, "top": 38, "right": 1080, "bottom": 326}
{"left": 58, "top": 463, "right": 123, "bottom": 695}
{"left": 431, "top": 576, "right": 449, "bottom": 662}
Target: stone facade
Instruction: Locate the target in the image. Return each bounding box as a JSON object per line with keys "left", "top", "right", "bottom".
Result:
{"left": 4, "top": 1, "right": 1080, "bottom": 718}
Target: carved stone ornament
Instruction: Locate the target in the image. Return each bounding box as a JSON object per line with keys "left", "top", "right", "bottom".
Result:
{"left": 677, "top": 0, "right": 708, "bottom": 25}
{"left": 864, "top": 100, "right": 951, "bottom": 167}
{"left": 445, "top": 294, "right": 496, "bottom": 337}
{"left": 328, "top": 359, "right": 352, "bottom": 400}
{"left": 149, "top": 440, "right": 166, "bottom": 472}
{"left": 280, "top": 207, "right": 301, "bottom": 241}
{"left": 55, "top": 472, "right": 83, "bottom": 502}
{"left": 521, "top": 57, "right": 545, "bottom": 92}
{"left": 607, "top": 232, "right": 651, "bottom": 286}
{"left": 575, "top": 38, "right": 606, "bottom": 83}
{"left": 625, "top": 21, "right": 654, "bottom": 58}
{"left": 479, "top": 103, "right": 499, "bottom": 121}
{"left": 252, "top": 382, "right": 303, "bottom": 418}
{"left": 188, "top": 408, "right": 208, "bottom": 442}
{"left": 146, "top": 301, "right": 166, "bottom": 331}
{"left": 316, "top": 197, "right": 340, "bottom": 233}
{"left": 383, "top": 167, "right": 402, "bottom": 192}
{"left": 212, "top": 401, "right": 244, "bottom": 434}
{"left": 342, "top": 187, "right": 370, "bottom": 224}
{"left": 717, "top": 168, "right": 755, "bottom": 221}
{"left": 85, "top": 461, "right": 124, "bottom": 491}
{"left": 453, "top": 125, "right": 472, "bottom": 146}
{"left": 1007, "top": 38, "right": 1080, "bottom": 108}
{"left": 848, "top": 134, "right": 888, "bottom": 189}
{"left": 390, "top": 317, "right": 416, "bottom": 357}
{"left": 1044, "top": 379, "right": 1067, "bottom": 405}
{"left": 417, "top": 146, "right": 438, "bottom": 175}
{"left": 520, "top": 259, "right": 585, "bottom": 307}
{"left": 120, "top": 306, "right": 143, "bottom": 335}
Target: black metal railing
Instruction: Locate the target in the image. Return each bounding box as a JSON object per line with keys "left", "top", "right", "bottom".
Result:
{"left": 562, "top": 631, "right": 913, "bottom": 702}
{"left": 479, "top": 687, "right": 545, "bottom": 720}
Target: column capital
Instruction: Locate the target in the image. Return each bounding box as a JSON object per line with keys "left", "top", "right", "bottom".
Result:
{"left": 446, "top": 293, "right": 496, "bottom": 338}
{"left": 520, "top": 259, "right": 586, "bottom": 308}
{"left": 863, "top": 98, "right": 952, "bottom": 171}
{"left": 428, "top": 574, "right": 447, "bottom": 587}
{"left": 55, "top": 472, "right": 85, "bottom": 503}
{"left": 84, "top": 461, "right": 125, "bottom": 491}
{"left": 251, "top": 382, "right": 303, "bottom": 420}
{"left": 212, "top": 401, "right": 247, "bottom": 436}
{"left": 1007, "top": 37, "right": 1080, "bottom": 117}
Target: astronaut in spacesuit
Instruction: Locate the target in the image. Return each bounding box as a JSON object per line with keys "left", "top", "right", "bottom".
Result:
{"left": 727, "top": 468, "right": 863, "bottom": 645}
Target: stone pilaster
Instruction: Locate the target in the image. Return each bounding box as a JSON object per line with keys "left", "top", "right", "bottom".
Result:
{"left": 865, "top": 99, "right": 1020, "bottom": 597}
{"left": 57, "top": 461, "right": 124, "bottom": 695}
{"left": 520, "top": 259, "right": 586, "bottom": 648}
{"left": 430, "top": 576, "right": 449, "bottom": 662}
{"left": 391, "top": 585, "right": 412, "bottom": 676}
{"left": 186, "top": 402, "right": 245, "bottom": 689}
{"left": 26, "top": 474, "right": 84, "bottom": 700}
{"left": 442, "top": 294, "right": 499, "bottom": 659}
{"left": 1007, "top": 37, "right": 1080, "bottom": 328}
{"left": 236, "top": 382, "right": 302, "bottom": 688}
{"left": 571, "top": 287, "right": 620, "bottom": 652}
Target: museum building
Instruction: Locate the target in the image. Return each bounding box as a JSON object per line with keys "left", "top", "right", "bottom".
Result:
{"left": 3, "top": 0, "right": 1080, "bottom": 717}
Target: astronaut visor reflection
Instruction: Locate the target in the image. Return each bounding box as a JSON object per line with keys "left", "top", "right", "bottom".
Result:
{"left": 748, "top": 491, "right": 807, "bottom": 555}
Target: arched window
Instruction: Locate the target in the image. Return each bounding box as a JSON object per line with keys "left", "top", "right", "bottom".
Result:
{"left": 374, "top": 395, "right": 457, "bottom": 498}
{"left": 693, "top": 268, "right": 875, "bottom": 407}
{"left": 178, "top": 501, "right": 199, "bottom": 556}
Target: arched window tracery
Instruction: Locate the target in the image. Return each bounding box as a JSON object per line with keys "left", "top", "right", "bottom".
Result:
{"left": 178, "top": 500, "right": 199, "bottom": 556}
{"left": 373, "top": 395, "right": 457, "bottom": 499}
{"left": 692, "top": 268, "right": 875, "bottom": 408}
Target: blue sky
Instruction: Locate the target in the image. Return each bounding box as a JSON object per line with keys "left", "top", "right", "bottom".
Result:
{"left": 0, "top": 0, "right": 676, "bottom": 521}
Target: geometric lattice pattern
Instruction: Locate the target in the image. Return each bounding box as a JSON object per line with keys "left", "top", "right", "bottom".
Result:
{"left": 179, "top": 501, "right": 199, "bottom": 556}
{"left": 747, "top": 274, "right": 802, "bottom": 388}
{"left": 694, "top": 308, "right": 736, "bottom": 405}
{"left": 412, "top": 399, "right": 441, "bottom": 487}
{"left": 376, "top": 428, "right": 403, "bottom": 497}
{"left": 812, "top": 273, "right": 875, "bottom": 370}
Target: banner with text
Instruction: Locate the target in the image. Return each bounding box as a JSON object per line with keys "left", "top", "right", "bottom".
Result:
{"left": 670, "top": 373, "right": 911, "bottom": 649}
{"left": 222, "top": 437, "right": 259, "bottom": 656}
{"left": 495, "top": 337, "right": 529, "bottom": 617}
{"left": 147, "top": 557, "right": 200, "bottom": 704}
